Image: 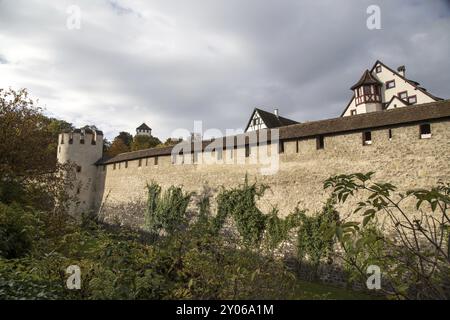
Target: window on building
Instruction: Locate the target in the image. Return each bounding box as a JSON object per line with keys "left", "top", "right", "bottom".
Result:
{"left": 296, "top": 140, "right": 299, "bottom": 153}
{"left": 125, "top": 161, "right": 128, "bottom": 168}
{"left": 376, "top": 65, "right": 382, "bottom": 73}
{"left": 398, "top": 91, "right": 408, "bottom": 100}
{"left": 363, "top": 131, "right": 372, "bottom": 146}
{"left": 245, "top": 145, "right": 250, "bottom": 157}
{"left": 388, "top": 129, "right": 393, "bottom": 140}
{"left": 386, "top": 80, "right": 395, "bottom": 89}
{"left": 351, "top": 110, "right": 357, "bottom": 116}
{"left": 80, "top": 132, "right": 85, "bottom": 144}
{"left": 76, "top": 165, "right": 82, "bottom": 173}
{"left": 420, "top": 124, "right": 431, "bottom": 139}
{"left": 154, "top": 157, "right": 158, "bottom": 166}
{"left": 60, "top": 135, "right": 65, "bottom": 144}
{"left": 279, "top": 142, "right": 284, "bottom": 154}
{"left": 145, "top": 158, "right": 148, "bottom": 166}
{"left": 138, "top": 159, "right": 142, "bottom": 167}
{"left": 69, "top": 133, "right": 73, "bottom": 144}
{"left": 316, "top": 136, "right": 324, "bottom": 150}
{"left": 113, "top": 163, "right": 116, "bottom": 170}
{"left": 408, "top": 95, "right": 417, "bottom": 104}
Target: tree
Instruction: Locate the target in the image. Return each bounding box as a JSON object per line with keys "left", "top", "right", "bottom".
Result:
{"left": 107, "top": 138, "right": 130, "bottom": 157}
{"left": 117, "top": 131, "right": 133, "bottom": 148}
{"left": 0, "top": 88, "right": 76, "bottom": 211}
{"left": 131, "top": 135, "right": 162, "bottom": 151}
{"left": 0, "top": 88, "right": 65, "bottom": 179}
{"left": 160, "top": 138, "right": 183, "bottom": 148}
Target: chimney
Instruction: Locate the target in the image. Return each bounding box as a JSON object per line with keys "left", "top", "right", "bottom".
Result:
{"left": 274, "top": 108, "right": 279, "bottom": 117}
{"left": 397, "top": 65, "right": 406, "bottom": 77}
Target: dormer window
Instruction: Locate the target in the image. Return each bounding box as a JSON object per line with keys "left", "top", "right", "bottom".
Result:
{"left": 398, "top": 91, "right": 408, "bottom": 100}
{"left": 351, "top": 110, "right": 357, "bottom": 116}
{"left": 408, "top": 95, "right": 417, "bottom": 104}
{"left": 386, "top": 80, "right": 395, "bottom": 89}
{"left": 375, "top": 65, "right": 382, "bottom": 73}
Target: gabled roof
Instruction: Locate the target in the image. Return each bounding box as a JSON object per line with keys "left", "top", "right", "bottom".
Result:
{"left": 384, "top": 95, "right": 410, "bottom": 110}
{"left": 245, "top": 108, "right": 298, "bottom": 132}
{"left": 370, "top": 60, "right": 443, "bottom": 101}
{"left": 98, "top": 99, "right": 450, "bottom": 165}
{"left": 137, "top": 123, "right": 151, "bottom": 130}
{"left": 350, "top": 69, "right": 382, "bottom": 90}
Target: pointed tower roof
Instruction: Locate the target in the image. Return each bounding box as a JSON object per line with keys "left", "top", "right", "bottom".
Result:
{"left": 137, "top": 123, "right": 151, "bottom": 130}
{"left": 350, "top": 70, "right": 382, "bottom": 90}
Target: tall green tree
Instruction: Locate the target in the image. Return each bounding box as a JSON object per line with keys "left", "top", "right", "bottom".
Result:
{"left": 117, "top": 131, "right": 133, "bottom": 148}
{"left": 131, "top": 135, "right": 162, "bottom": 151}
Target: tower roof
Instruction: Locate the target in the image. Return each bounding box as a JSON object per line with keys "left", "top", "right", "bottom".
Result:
{"left": 350, "top": 69, "right": 382, "bottom": 90}
{"left": 137, "top": 123, "right": 151, "bottom": 131}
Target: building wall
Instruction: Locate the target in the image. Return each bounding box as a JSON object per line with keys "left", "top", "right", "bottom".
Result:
{"left": 342, "top": 63, "right": 436, "bottom": 117}
{"left": 96, "top": 120, "right": 450, "bottom": 225}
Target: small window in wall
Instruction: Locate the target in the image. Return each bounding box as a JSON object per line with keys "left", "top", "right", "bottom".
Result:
{"left": 245, "top": 145, "right": 250, "bottom": 157}
{"left": 376, "top": 65, "right": 382, "bottom": 73}
{"left": 69, "top": 133, "right": 74, "bottom": 144}
{"left": 154, "top": 157, "right": 158, "bottom": 166}
{"left": 420, "top": 124, "right": 431, "bottom": 139}
{"left": 398, "top": 91, "right": 408, "bottom": 100}
{"left": 119, "top": 162, "right": 121, "bottom": 169}
{"left": 351, "top": 110, "right": 357, "bottom": 116}
{"left": 60, "top": 135, "right": 65, "bottom": 144}
{"left": 125, "top": 161, "right": 128, "bottom": 168}
{"left": 363, "top": 131, "right": 372, "bottom": 146}
{"left": 279, "top": 142, "right": 284, "bottom": 154}
{"left": 145, "top": 158, "right": 148, "bottom": 166}
{"left": 76, "top": 165, "right": 82, "bottom": 173}
{"left": 296, "top": 140, "right": 299, "bottom": 153}
{"left": 138, "top": 159, "right": 142, "bottom": 167}
{"left": 388, "top": 129, "right": 393, "bottom": 140}
{"left": 316, "top": 136, "right": 324, "bottom": 150}
{"left": 386, "top": 80, "right": 395, "bottom": 89}
{"left": 113, "top": 163, "right": 116, "bottom": 170}
{"left": 408, "top": 95, "right": 417, "bottom": 104}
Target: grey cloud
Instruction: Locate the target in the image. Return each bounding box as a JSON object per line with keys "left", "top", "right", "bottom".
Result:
{"left": 0, "top": 0, "right": 448, "bottom": 140}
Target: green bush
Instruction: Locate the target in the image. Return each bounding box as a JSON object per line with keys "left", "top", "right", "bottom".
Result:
{"left": 143, "top": 182, "right": 192, "bottom": 236}
{"left": 0, "top": 203, "right": 42, "bottom": 259}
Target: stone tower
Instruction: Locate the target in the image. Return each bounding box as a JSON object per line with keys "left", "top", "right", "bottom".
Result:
{"left": 57, "top": 127, "right": 103, "bottom": 215}
{"left": 136, "top": 123, "right": 152, "bottom": 137}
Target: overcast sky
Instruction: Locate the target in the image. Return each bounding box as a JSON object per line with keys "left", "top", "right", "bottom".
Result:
{"left": 1, "top": 0, "right": 449, "bottom": 140}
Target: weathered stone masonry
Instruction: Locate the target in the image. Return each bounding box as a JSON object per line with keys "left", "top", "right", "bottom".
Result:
{"left": 78, "top": 101, "right": 450, "bottom": 225}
